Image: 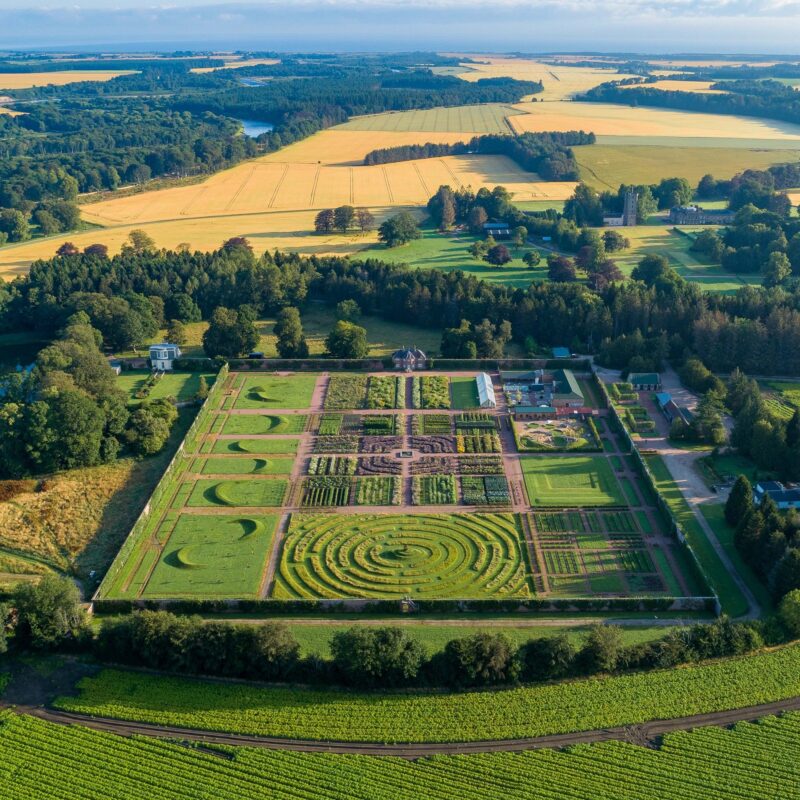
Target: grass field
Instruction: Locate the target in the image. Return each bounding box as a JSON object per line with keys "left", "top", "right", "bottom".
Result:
{"left": 142, "top": 515, "right": 277, "bottom": 598}
{"left": 576, "top": 143, "right": 800, "bottom": 191}
{"left": 450, "top": 376, "right": 480, "bottom": 409}
{"left": 359, "top": 225, "right": 548, "bottom": 288}
{"left": 198, "top": 456, "right": 293, "bottom": 475}
{"left": 3, "top": 709, "right": 800, "bottom": 799}
{"left": 221, "top": 414, "right": 307, "bottom": 436}
{"left": 272, "top": 513, "right": 534, "bottom": 599}
{"left": 211, "top": 438, "right": 299, "bottom": 454}
{"left": 233, "top": 374, "right": 317, "bottom": 409}
{"left": 522, "top": 456, "right": 625, "bottom": 507}
{"left": 0, "top": 70, "right": 135, "bottom": 89}
{"left": 337, "top": 104, "right": 523, "bottom": 133}
{"left": 56, "top": 643, "right": 800, "bottom": 741}
{"left": 190, "top": 58, "right": 280, "bottom": 73}
{"left": 187, "top": 479, "right": 288, "bottom": 507}
{"left": 115, "top": 371, "right": 216, "bottom": 404}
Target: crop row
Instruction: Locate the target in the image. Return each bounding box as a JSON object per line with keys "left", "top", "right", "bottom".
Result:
{"left": 366, "top": 376, "right": 405, "bottom": 409}
{"left": 411, "top": 414, "right": 452, "bottom": 435}
{"left": 412, "top": 475, "right": 457, "bottom": 505}
{"left": 307, "top": 456, "right": 355, "bottom": 476}
{"left": 461, "top": 475, "right": 511, "bottom": 506}
{"left": 324, "top": 375, "right": 368, "bottom": 409}
{"left": 457, "top": 433, "right": 501, "bottom": 453}
{"left": 412, "top": 376, "right": 450, "bottom": 409}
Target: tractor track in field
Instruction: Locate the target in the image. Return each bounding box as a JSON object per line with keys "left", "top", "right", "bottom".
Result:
{"left": 6, "top": 696, "right": 800, "bottom": 758}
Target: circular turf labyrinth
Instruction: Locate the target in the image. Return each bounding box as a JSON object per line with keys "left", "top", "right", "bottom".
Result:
{"left": 274, "top": 514, "right": 534, "bottom": 600}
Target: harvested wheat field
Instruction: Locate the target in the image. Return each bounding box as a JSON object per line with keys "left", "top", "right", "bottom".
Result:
{"left": 451, "top": 58, "right": 638, "bottom": 101}
{"left": 80, "top": 153, "right": 573, "bottom": 224}
{"left": 619, "top": 80, "right": 728, "bottom": 94}
{"left": 190, "top": 58, "right": 280, "bottom": 73}
{"left": 0, "top": 70, "right": 136, "bottom": 90}
{"left": 508, "top": 100, "right": 800, "bottom": 140}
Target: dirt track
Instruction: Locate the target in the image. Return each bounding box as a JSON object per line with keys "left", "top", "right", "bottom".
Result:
{"left": 6, "top": 696, "right": 800, "bottom": 758}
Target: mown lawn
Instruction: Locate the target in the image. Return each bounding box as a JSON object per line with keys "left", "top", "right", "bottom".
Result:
{"left": 521, "top": 456, "right": 625, "bottom": 507}
{"left": 234, "top": 374, "right": 317, "bottom": 410}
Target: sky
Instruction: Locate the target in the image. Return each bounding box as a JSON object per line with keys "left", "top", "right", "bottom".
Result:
{"left": 1, "top": 1, "right": 800, "bottom": 54}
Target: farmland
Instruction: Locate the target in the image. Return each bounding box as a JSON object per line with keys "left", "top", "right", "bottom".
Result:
{"left": 0, "top": 70, "right": 136, "bottom": 89}
{"left": 338, "top": 103, "right": 523, "bottom": 133}
{"left": 2, "top": 709, "right": 800, "bottom": 799}
{"left": 55, "top": 643, "right": 800, "bottom": 741}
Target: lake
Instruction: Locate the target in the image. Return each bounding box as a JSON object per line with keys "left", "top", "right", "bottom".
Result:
{"left": 239, "top": 119, "right": 274, "bottom": 138}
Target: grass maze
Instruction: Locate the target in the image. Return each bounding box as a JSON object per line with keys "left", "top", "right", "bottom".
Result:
{"left": 273, "top": 513, "right": 534, "bottom": 599}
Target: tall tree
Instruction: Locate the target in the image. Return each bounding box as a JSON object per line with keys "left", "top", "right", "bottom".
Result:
{"left": 202, "top": 306, "right": 259, "bottom": 358}
{"left": 726, "top": 475, "right": 754, "bottom": 527}
{"left": 273, "top": 307, "right": 309, "bottom": 359}
{"left": 325, "top": 320, "right": 369, "bottom": 359}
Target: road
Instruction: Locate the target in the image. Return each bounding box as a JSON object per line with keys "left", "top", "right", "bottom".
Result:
{"left": 6, "top": 696, "right": 800, "bottom": 758}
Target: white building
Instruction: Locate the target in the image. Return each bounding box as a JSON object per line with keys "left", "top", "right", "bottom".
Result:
{"left": 476, "top": 372, "right": 496, "bottom": 408}
{"left": 149, "top": 343, "right": 182, "bottom": 371}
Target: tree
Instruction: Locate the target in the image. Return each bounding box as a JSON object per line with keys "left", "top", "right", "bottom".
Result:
{"left": 334, "top": 205, "right": 355, "bottom": 233}
{"left": 563, "top": 183, "right": 604, "bottom": 227}
{"left": 580, "top": 625, "right": 623, "bottom": 673}
{"left": 764, "top": 251, "right": 791, "bottom": 287}
{"left": 513, "top": 225, "right": 527, "bottom": 248}
{"left": 523, "top": 250, "right": 542, "bottom": 269}
{"left": 602, "top": 229, "right": 629, "bottom": 252}
{"left": 122, "top": 229, "right": 156, "bottom": 255}
{"left": 691, "top": 390, "right": 726, "bottom": 446}
{"left": 548, "top": 255, "right": 577, "bottom": 282}
{"left": 330, "top": 627, "right": 425, "bottom": 688}
{"left": 469, "top": 240, "right": 489, "bottom": 260}
{"left": 165, "top": 319, "right": 187, "bottom": 347}
{"left": 726, "top": 475, "right": 754, "bottom": 527}
{"left": 325, "top": 320, "right": 368, "bottom": 358}
{"left": 439, "top": 632, "right": 519, "bottom": 688}
{"left": 779, "top": 588, "right": 800, "bottom": 637}
{"left": 485, "top": 244, "right": 512, "bottom": 266}
{"left": 202, "top": 306, "right": 259, "bottom": 358}
{"left": 590, "top": 259, "right": 623, "bottom": 290}
{"left": 314, "top": 208, "right": 335, "bottom": 234}
{"left": 467, "top": 205, "right": 488, "bottom": 234}
{"left": 273, "top": 307, "right": 309, "bottom": 359}
{"left": 631, "top": 254, "right": 672, "bottom": 286}
{"left": 335, "top": 299, "right": 361, "bottom": 322}
{"left": 195, "top": 375, "right": 210, "bottom": 403}
{"left": 13, "top": 575, "right": 86, "bottom": 649}
{"left": 56, "top": 241, "right": 79, "bottom": 257}
{"left": 427, "top": 185, "right": 456, "bottom": 230}
{"left": 33, "top": 209, "right": 61, "bottom": 235}
{"left": 83, "top": 243, "right": 109, "bottom": 258}
{"left": 125, "top": 400, "right": 176, "bottom": 456}
{"left": 0, "top": 208, "right": 30, "bottom": 242}
{"left": 355, "top": 208, "right": 375, "bottom": 233}
{"left": 378, "top": 212, "right": 420, "bottom": 247}
{"left": 519, "top": 635, "right": 575, "bottom": 681}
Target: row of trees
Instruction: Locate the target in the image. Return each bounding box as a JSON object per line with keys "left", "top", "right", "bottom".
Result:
{"left": 91, "top": 609, "right": 766, "bottom": 690}
{"left": 314, "top": 206, "right": 375, "bottom": 235}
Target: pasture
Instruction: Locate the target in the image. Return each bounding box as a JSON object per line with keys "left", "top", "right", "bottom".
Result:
{"left": 521, "top": 455, "right": 626, "bottom": 507}
{"left": 576, "top": 143, "right": 800, "bottom": 191}
{"left": 272, "top": 513, "right": 534, "bottom": 599}
{"left": 143, "top": 515, "right": 277, "bottom": 598}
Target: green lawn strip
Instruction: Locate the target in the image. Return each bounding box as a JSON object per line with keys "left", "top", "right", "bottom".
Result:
{"left": 699, "top": 504, "right": 774, "bottom": 614}
{"left": 187, "top": 479, "right": 288, "bottom": 507}
{"left": 56, "top": 645, "right": 800, "bottom": 742}
{"left": 221, "top": 414, "right": 307, "bottom": 435}
{"left": 450, "top": 376, "right": 480, "bottom": 410}
{"left": 212, "top": 438, "right": 299, "bottom": 454}
{"left": 618, "top": 476, "right": 640, "bottom": 507}
{"left": 285, "top": 623, "right": 671, "bottom": 659}
{"left": 116, "top": 371, "right": 216, "bottom": 405}
{"left": 651, "top": 547, "right": 685, "bottom": 596}
{"left": 644, "top": 454, "right": 749, "bottom": 616}
{"left": 233, "top": 374, "right": 318, "bottom": 410}
{"left": 521, "top": 456, "right": 626, "bottom": 507}
{"left": 141, "top": 515, "right": 278, "bottom": 599}
{"left": 635, "top": 510, "right": 653, "bottom": 534}
{"left": 198, "top": 457, "right": 293, "bottom": 475}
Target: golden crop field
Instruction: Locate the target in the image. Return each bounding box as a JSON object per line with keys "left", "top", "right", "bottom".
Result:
{"left": 451, "top": 58, "right": 638, "bottom": 101}
{"left": 79, "top": 151, "right": 573, "bottom": 225}
{"left": 619, "top": 79, "right": 727, "bottom": 94}
{"left": 508, "top": 100, "right": 800, "bottom": 140}
{"left": 0, "top": 70, "right": 136, "bottom": 90}
{"left": 190, "top": 58, "right": 280, "bottom": 74}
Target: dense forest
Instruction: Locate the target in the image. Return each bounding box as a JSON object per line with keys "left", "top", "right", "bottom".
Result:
{"left": 363, "top": 131, "right": 594, "bottom": 181}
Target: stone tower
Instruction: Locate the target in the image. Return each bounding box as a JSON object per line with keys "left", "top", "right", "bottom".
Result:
{"left": 623, "top": 190, "right": 638, "bottom": 226}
